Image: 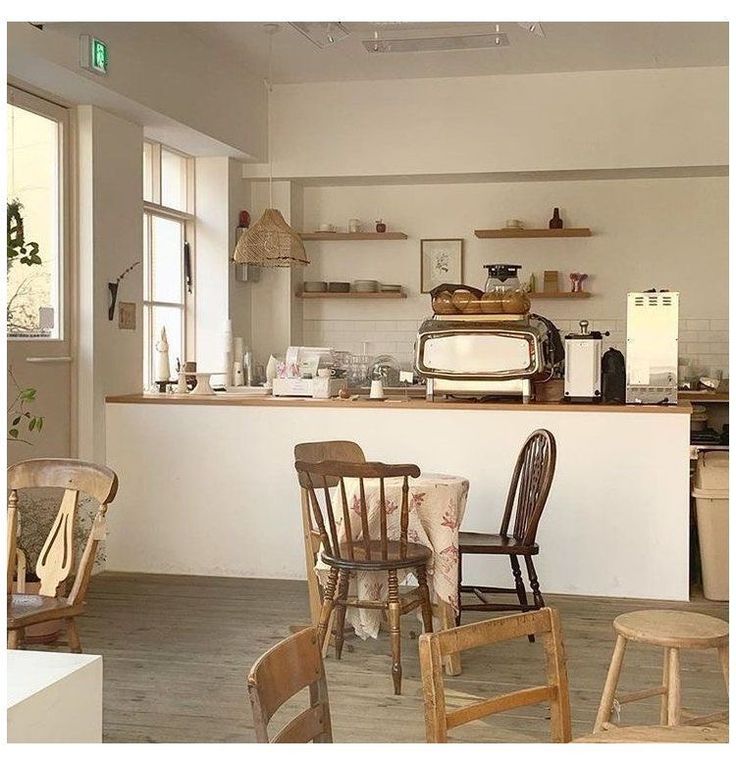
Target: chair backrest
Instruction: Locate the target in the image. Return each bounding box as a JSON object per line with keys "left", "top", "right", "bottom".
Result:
{"left": 294, "top": 458, "right": 420, "bottom": 565}
{"left": 7, "top": 458, "right": 119, "bottom": 602}
{"left": 247, "top": 626, "right": 332, "bottom": 743}
{"left": 499, "top": 429, "right": 557, "bottom": 546}
{"left": 294, "top": 441, "right": 366, "bottom": 488}
{"left": 419, "top": 607, "right": 572, "bottom": 743}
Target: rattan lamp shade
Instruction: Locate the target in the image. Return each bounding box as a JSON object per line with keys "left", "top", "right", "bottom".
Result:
{"left": 233, "top": 208, "right": 309, "bottom": 268}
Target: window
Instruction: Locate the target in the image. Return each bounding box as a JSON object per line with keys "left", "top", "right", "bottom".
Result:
{"left": 142, "top": 141, "right": 194, "bottom": 388}
{"left": 7, "top": 87, "right": 66, "bottom": 339}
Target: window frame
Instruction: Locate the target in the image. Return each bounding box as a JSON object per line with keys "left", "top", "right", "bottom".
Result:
{"left": 7, "top": 84, "right": 70, "bottom": 343}
{"left": 142, "top": 140, "right": 196, "bottom": 388}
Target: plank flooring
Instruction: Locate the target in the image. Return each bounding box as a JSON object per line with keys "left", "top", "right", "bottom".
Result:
{"left": 66, "top": 573, "right": 729, "bottom": 743}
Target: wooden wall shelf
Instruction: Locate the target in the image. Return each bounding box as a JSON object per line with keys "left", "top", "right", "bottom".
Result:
{"left": 296, "top": 291, "right": 407, "bottom": 299}
{"left": 528, "top": 292, "right": 592, "bottom": 299}
{"left": 300, "top": 232, "right": 408, "bottom": 241}
{"left": 474, "top": 228, "right": 592, "bottom": 239}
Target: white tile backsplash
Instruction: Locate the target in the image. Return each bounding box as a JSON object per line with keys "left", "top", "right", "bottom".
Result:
{"left": 304, "top": 316, "right": 728, "bottom": 376}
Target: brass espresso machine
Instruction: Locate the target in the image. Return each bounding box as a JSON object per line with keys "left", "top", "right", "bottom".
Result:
{"left": 415, "top": 265, "right": 563, "bottom": 402}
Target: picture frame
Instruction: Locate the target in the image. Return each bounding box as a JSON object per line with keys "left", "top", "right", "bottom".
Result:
{"left": 420, "top": 239, "right": 464, "bottom": 293}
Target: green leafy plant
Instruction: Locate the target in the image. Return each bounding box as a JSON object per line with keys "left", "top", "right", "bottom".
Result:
{"left": 7, "top": 367, "right": 44, "bottom": 444}
{"left": 7, "top": 200, "right": 44, "bottom": 443}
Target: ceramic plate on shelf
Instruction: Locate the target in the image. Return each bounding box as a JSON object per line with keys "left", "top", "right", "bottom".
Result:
{"left": 352, "top": 280, "right": 379, "bottom": 292}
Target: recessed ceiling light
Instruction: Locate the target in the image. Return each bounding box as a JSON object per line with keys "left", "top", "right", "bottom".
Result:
{"left": 363, "top": 33, "right": 509, "bottom": 54}
{"left": 290, "top": 22, "right": 349, "bottom": 49}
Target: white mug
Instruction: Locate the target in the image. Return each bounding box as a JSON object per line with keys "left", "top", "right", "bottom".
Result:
{"left": 369, "top": 379, "right": 384, "bottom": 399}
{"left": 348, "top": 218, "right": 361, "bottom": 233}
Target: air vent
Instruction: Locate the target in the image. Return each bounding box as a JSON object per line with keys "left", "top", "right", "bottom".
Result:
{"left": 363, "top": 32, "right": 509, "bottom": 53}
{"left": 634, "top": 297, "right": 645, "bottom": 306}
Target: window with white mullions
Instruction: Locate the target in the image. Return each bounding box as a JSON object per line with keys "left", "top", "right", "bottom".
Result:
{"left": 142, "top": 140, "right": 195, "bottom": 388}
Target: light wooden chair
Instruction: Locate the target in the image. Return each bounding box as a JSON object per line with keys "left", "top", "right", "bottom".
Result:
{"left": 7, "top": 458, "right": 118, "bottom": 652}
{"left": 294, "top": 441, "right": 366, "bottom": 629}
{"left": 419, "top": 607, "right": 726, "bottom": 744}
{"left": 247, "top": 626, "right": 332, "bottom": 743}
{"left": 419, "top": 608, "right": 572, "bottom": 742}
{"left": 594, "top": 609, "right": 729, "bottom": 731}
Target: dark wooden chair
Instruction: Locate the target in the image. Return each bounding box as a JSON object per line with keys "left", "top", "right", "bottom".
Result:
{"left": 247, "top": 626, "right": 332, "bottom": 743}
{"left": 456, "top": 429, "right": 556, "bottom": 633}
{"left": 294, "top": 458, "right": 433, "bottom": 695}
{"left": 7, "top": 458, "right": 119, "bottom": 652}
{"left": 294, "top": 441, "right": 366, "bottom": 630}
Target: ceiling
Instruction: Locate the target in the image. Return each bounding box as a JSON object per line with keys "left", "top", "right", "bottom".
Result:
{"left": 181, "top": 21, "right": 728, "bottom": 84}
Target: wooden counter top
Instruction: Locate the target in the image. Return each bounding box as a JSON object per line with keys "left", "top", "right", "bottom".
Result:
{"left": 106, "top": 393, "right": 692, "bottom": 414}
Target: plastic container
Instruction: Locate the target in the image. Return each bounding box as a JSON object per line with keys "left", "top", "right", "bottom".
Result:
{"left": 692, "top": 451, "right": 729, "bottom": 600}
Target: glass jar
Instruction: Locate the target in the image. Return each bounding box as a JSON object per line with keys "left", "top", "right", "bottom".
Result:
{"left": 482, "top": 263, "right": 530, "bottom": 314}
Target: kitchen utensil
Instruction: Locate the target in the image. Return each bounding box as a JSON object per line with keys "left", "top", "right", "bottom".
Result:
{"left": 303, "top": 281, "right": 327, "bottom": 293}
{"left": 564, "top": 320, "right": 609, "bottom": 401}
{"left": 327, "top": 281, "right": 350, "bottom": 293}
{"left": 483, "top": 264, "right": 531, "bottom": 314}
{"left": 352, "top": 280, "right": 379, "bottom": 292}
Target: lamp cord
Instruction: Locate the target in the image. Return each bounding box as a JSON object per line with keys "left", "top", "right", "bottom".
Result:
{"left": 267, "top": 29, "right": 273, "bottom": 209}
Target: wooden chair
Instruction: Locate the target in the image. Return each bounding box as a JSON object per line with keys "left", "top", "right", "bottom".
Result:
{"left": 594, "top": 609, "right": 729, "bottom": 731}
{"left": 294, "top": 441, "right": 366, "bottom": 630}
{"left": 294, "top": 458, "right": 433, "bottom": 695}
{"left": 7, "top": 458, "right": 118, "bottom": 652}
{"left": 420, "top": 607, "right": 572, "bottom": 742}
{"left": 247, "top": 626, "right": 332, "bottom": 743}
{"left": 457, "top": 429, "right": 556, "bottom": 630}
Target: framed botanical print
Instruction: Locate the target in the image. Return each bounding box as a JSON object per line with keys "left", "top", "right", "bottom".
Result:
{"left": 420, "top": 239, "right": 464, "bottom": 293}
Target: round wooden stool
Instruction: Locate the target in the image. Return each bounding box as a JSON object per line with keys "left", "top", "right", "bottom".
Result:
{"left": 594, "top": 610, "right": 729, "bottom": 732}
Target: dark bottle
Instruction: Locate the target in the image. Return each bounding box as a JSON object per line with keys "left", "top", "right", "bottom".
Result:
{"left": 549, "top": 207, "right": 563, "bottom": 229}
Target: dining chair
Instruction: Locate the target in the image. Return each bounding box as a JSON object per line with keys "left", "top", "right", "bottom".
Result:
{"left": 294, "top": 441, "right": 366, "bottom": 629}
{"left": 294, "top": 458, "right": 433, "bottom": 695}
{"left": 419, "top": 608, "right": 727, "bottom": 744}
{"left": 247, "top": 626, "right": 332, "bottom": 743}
{"left": 7, "top": 458, "right": 119, "bottom": 652}
{"left": 456, "top": 429, "right": 556, "bottom": 631}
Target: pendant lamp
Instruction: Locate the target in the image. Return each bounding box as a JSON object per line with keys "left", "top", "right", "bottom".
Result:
{"left": 233, "top": 25, "right": 308, "bottom": 268}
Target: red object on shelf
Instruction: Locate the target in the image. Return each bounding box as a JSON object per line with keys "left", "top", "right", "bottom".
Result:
{"left": 239, "top": 210, "right": 251, "bottom": 228}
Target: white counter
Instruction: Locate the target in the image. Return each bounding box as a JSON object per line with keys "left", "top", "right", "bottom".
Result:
{"left": 7, "top": 650, "right": 102, "bottom": 743}
{"left": 105, "top": 396, "right": 691, "bottom": 600}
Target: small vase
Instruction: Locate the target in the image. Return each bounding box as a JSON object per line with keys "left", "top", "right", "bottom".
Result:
{"left": 549, "top": 208, "right": 563, "bottom": 229}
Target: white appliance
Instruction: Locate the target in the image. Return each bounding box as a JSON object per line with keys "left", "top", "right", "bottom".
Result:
{"left": 271, "top": 377, "right": 347, "bottom": 398}
{"left": 564, "top": 320, "right": 605, "bottom": 401}
{"left": 626, "top": 292, "right": 679, "bottom": 404}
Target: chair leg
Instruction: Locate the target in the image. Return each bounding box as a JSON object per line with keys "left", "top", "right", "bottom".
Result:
{"left": 333, "top": 571, "right": 350, "bottom": 660}
{"left": 666, "top": 648, "right": 682, "bottom": 726}
{"left": 317, "top": 568, "right": 339, "bottom": 653}
{"left": 718, "top": 644, "right": 729, "bottom": 694}
{"left": 594, "top": 634, "right": 628, "bottom": 732}
{"left": 660, "top": 648, "right": 672, "bottom": 725}
{"left": 524, "top": 555, "right": 545, "bottom": 608}
{"left": 387, "top": 569, "right": 402, "bottom": 695}
{"left": 65, "top": 618, "right": 82, "bottom": 653}
{"left": 510, "top": 555, "right": 535, "bottom": 643}
{"left": 416, "top": 565, "right": 433, "bottom": 634}
{"left": 455, "top": 553, "right": 463, "bottom": 627}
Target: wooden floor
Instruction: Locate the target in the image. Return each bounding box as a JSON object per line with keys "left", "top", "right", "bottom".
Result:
{"left": 67, "top": 573, "right": 729, "bottom": 743}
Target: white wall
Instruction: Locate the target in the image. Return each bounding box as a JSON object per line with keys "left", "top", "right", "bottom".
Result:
{"left": 77, "top": 106, "right": 143, "bottom": 463}
{"left": 260, "top": 67, "right": 727, "bottom": 180}
{"left": 297, "top": 176, "right": 728, "bottom": 375}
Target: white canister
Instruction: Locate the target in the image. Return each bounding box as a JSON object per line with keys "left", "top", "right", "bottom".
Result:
{"left": 369, "top": 378, "right": 384, "bottom": 399}
{"left": 233, "top": 361, "right": 245, "bottom": 387}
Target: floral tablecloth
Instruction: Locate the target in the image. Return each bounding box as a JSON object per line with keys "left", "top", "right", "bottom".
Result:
{"left": 315, "top": 473, "right": 469, "bottom": 639}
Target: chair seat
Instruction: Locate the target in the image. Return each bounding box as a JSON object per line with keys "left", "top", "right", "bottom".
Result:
{"left": 576, "top": 723, "right": 728, "bottom": 743}
{"left": 321, "top": 540, "right": 432, "bottom": 571}
{"left": 458, "top": 531, "right": 538, "bottom": 555}
{"left": 7, "top": 593, "right": 82, "bottom": 629}
{"left": 614, "top": 610, "right": 729, "bottom": 649}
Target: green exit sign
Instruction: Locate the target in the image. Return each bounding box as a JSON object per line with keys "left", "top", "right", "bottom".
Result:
{"left": 80, "top": 35, "right": 109, "bottom": 75}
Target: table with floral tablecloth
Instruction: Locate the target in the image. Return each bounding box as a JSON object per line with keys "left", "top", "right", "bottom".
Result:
{"left": 315, "top": 473, "right": 469, "bottom": 640}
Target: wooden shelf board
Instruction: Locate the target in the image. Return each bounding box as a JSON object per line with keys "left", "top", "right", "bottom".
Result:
{"left": 528, "top": 292, "right": 592, "bottom": 299}
{"left": 679, "top": 391, "right": 729, "bottom": 403}
{"left": 474, "top": 228, "right": 592, "bottom": 239}
{"left": 296, "top": 291, "right": 407, "bottom": 299}
{"left": 300, "top": 232, "right": 408, "bottom": 241}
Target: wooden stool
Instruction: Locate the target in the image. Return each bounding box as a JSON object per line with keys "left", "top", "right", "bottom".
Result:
{"left": 594, "top": 610, "right": 729, "bottom": 732}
